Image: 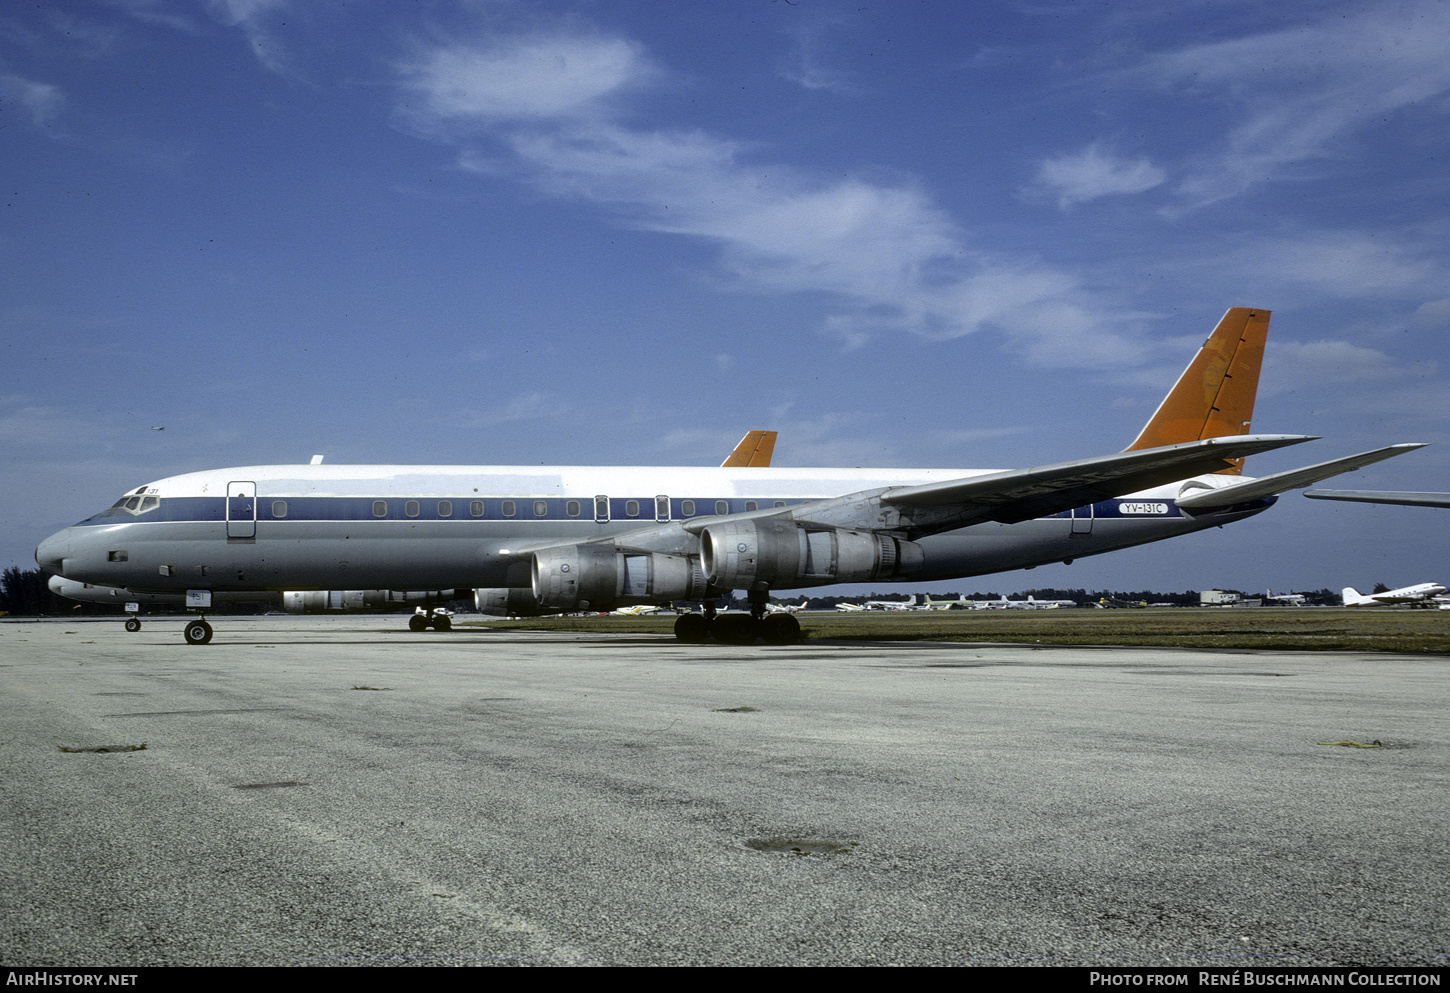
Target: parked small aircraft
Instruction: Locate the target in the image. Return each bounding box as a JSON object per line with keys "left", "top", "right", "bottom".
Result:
{"left": 1341, "top": 583, "right": 1448, "bottom": 607}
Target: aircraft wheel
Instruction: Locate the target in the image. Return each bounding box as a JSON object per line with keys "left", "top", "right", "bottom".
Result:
{"left": 408, "top": 614, "right": 428, "bottom": 632}
{"left": 431, "top": 615, "right": 452, "bottom": 632}
{"left": 124, "top": 618, "right": 141, "bottom": 633}
{"left": 674, "top": 613, "right": 710, "bottom": 643}
{"left": 183, "top": 619, "right": 213, "bottom": 645}
{"left": 761, "top": 613, "right": 801, "bottom": 645}
{"left": 713, "top": 614, "right": 760, "bottom": 645}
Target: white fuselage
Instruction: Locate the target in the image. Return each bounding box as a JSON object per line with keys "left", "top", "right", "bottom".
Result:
{"left": 36, "top": 463, "right": 1273, "bottom": 598}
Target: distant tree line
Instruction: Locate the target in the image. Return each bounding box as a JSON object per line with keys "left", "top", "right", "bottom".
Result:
{"left": 0, "top": 568, "right": 71, "bottom": 616}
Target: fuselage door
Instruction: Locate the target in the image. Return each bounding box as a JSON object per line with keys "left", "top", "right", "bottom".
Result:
{"left": 227, "top": 481, "right": 257, "bottom": 539}
{"left": 1071, "top": 503, "right": 1093, "bottom": 536}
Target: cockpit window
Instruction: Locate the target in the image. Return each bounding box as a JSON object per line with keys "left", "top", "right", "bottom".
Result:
{"left": 109, "top": 493, "right": 160, "bottom": 516}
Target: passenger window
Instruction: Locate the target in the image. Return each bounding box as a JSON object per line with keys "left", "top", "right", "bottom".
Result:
{"left": 438, "top": 501, "right": 452, "bottom": 517}
{"left": 108, "top": 550, "right": 128, "bottom": 562}
{"left": 469, "top": 501, "right": 484, "bottom": 517}
{"left": 625, "top": 500, "right": 639, "bottom": 518}
{"left": 715, "top": 501, "right": 728, "bottom": 515}
{"left": 681, "top": 500, "right": 695, "bottom": 517}
{"left": 502, "top": 500, "right": 516, "bottom": 517}
{"left": 745, "top": 501, "right": 757, "bottom": 512}
{"left": 405, "top": 501, "right": 420, "bottom": 518}
{"left": 373, "top": 501, "right": 387, "bottom": 518}
{"left": 272, "top": 501, "right": 287, "bottom": 518}
{"left": 534, "top": 500, "right": 547, "bottom": 517}
{"left": 566, "top": 500, "right": 580, "bottom": 517}
{"left": 774, "top": 501, "right": 785, "bottom": 508}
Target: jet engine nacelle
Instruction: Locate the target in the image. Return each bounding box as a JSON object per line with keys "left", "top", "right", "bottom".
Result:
{"left": 282, "top": 589, "right": 458, "bottom": 614}
{"left": 701, "top": 519, "right": 924, "bottom": 589}
{"left": 532, "top": 545, "right": 708, "bottom": 611}
{"left": 474, "top": 588, "right": 560, "bottom": 617}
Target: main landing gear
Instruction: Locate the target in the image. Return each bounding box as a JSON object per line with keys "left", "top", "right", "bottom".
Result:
{"left": 183, "top": 617, "right": 214, "bottom": 645}
{"left": 672, "top": 591, "right": 802, "bottom": 645}
{"left": 408, "top": 609, "right": 452, "bottom": 632}
{"left": 124, "top": 617, "right": 141, "bottom": 633}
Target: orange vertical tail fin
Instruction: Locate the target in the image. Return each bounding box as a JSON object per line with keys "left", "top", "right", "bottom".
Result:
{"left": 1124, "top": 308, "right": 1269, "bottom": 474}
{"left": 721, "top": 430, "right": 777, "bottom": 468}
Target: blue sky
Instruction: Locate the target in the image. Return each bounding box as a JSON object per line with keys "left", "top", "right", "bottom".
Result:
{"left": 4, "top": 0, "right": 1449, "bottom": 595}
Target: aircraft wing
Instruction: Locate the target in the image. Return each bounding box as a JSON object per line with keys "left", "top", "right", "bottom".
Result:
{"left": 878, "top": 434, "right": 1316, "bottom": 526}
{"left": 1303, "top": 488, "right": 1450, "bottom": 509}
{"left": 1174, "top": 444, "right": 1426, "bottom": 511}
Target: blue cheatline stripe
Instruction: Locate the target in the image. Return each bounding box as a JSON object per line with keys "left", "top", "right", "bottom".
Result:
{"left": 76, "top": 495, "right": 817, "bottom": 526}
{"left": 65, "top": 495, "right": 1241, "bottom": 528}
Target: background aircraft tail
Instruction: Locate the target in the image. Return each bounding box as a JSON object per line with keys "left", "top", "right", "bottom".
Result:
{"left": 721, "top": 430, "right": 778, "bottom": 468}
{"left": 1124, "top": 308, "right": 1270, "bottom": 474}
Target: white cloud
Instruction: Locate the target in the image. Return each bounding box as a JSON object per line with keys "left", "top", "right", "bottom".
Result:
{"left": 1, "top": 74, "right": 65, "bottom": 128}
{"left": 1226, "top": 231, "right": 1441, "bottom": 300}
{"left": 206, "top": 0, "right": 291, "bottom": 74}
{"left": 1260, "top": 339, "right": 1425, "bottom": 398}
{"left": 1032, "top": 143, "right": 1165, "bottom": 208}
{"left": 1145, "top": 1, "right": 1450, "bottom": 207}
{"left": 400, "top": 32, "right": 656, "bottom": 127}
{"left": 778, "top": 22, "right": 854, "bottom": 94}
{"left": 1410, "top": 298, "right": 1450, "bottom": 330}
{"left": 398, "top": 28, "right": 1148, "bottom": 368}
{"left": 458, "top": 392, "right": 569, "bottom": 428}
{"left": 106, "top": 0, "right": 202, "bottom": 34}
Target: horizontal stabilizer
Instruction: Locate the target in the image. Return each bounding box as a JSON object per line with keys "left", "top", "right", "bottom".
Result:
{"left": 884, "top": 434, "right": 1315, "bottom": 524}
{"left": 1175, "top": 444, "right": 1426, "bottom": 510}
{"left": 1303, "top": 489, "right": 1450, "bottom": 509}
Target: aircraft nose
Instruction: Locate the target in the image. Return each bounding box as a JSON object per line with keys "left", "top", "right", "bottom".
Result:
{"left": 35, "top": 530, "right": 71, "bottom": 575}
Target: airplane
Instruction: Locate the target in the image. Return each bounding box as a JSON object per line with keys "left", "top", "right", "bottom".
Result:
{"left": 1341, "top": 583, "right": 1448, "bottom": 607}
{"left": 960, "top": 594, "right": 1072, "bottom": 609}
{"left": 610, "top": 604, "right": 667, "bottom": 616}
{"left": 831, "top": 599, "right": 916, "bottom": 612}
{"left": 1009, "top": 595, "right": 1075, "bottom": 609}
{"left": 36, "top": 308, "right": 1425, "bottom": 647}
{"left": 864, "top": 595, "right": 922, "bottom": 611}
{"left": 46, "top": 431, "right": 778, "bottom": 632}
{"left": 1304, "top": 490, "right": 1450, "bottom": 509}
{"left": 919, "top": 594, "right": 975, "bottom": 610}
{"left": 1264, "top": 589, "right": 1307, "bottom": 605}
